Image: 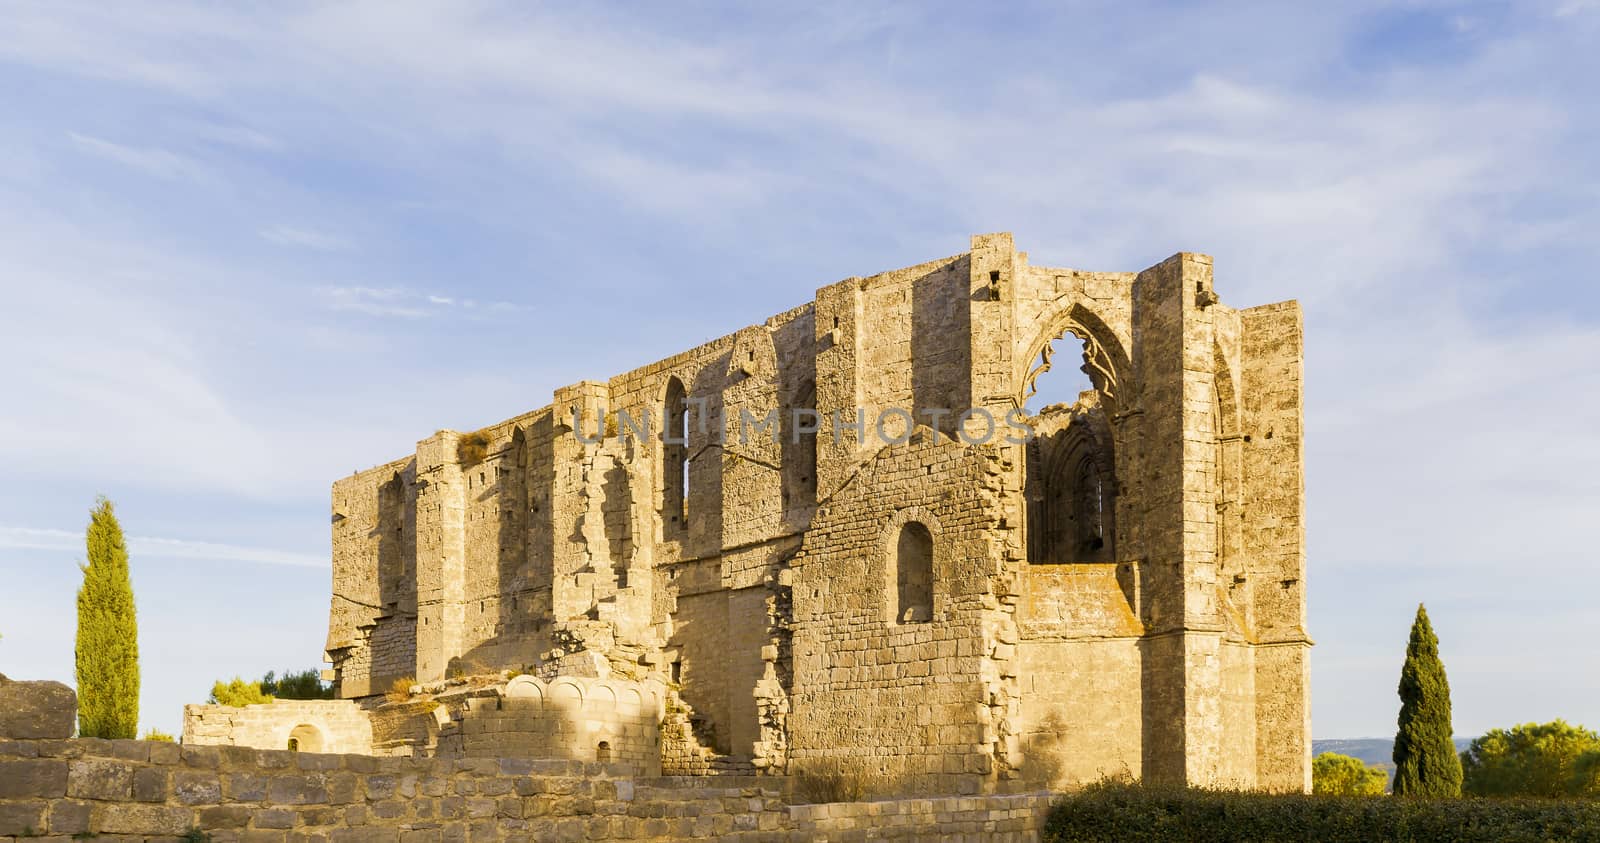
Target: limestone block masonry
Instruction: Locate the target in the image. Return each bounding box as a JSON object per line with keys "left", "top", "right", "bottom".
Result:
{"left": 319, "top": 232, "right": 1310, "bottom": 793}
{"left": 0, "top": 738, "right": 1055, "bottom": 841}
{"left": 0, "top": 675, "right": 75, "bottom": 740}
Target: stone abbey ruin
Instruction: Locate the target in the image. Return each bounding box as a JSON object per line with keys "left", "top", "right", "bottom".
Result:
{"left": 184, "top": 232, "right": 1310, "bottom": 796}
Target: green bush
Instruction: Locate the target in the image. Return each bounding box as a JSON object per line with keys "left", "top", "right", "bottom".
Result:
{"left": 261, "top": 669, "right": 334, "bottom": 700}
{"left": 141, "top": 728, "right": 175, "bottom": 742}
{"left": 1462, "top": 720, "right": 1600, "bottom": 798}
{"left": 1041, "top": 782, "right": 1600, "bottom": 843}
{"left": 1313, "top": 752, "right": 1388, "bottom": 796}
{"left": 208, "top": 677, "right": 272, "bottom": 707}
{"left": 1572, "top": 751, "right": 1600, "bottom": 797}
{"left": 206, "top": 668, "right": 333, "bottom": 707}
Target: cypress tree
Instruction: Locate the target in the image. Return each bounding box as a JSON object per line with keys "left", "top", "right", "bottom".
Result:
{"left": 1393, "top": 603, "right": 1462, "bottom": 796}
{"left": 75, "top": 496, "right": 139, "bottom": 738}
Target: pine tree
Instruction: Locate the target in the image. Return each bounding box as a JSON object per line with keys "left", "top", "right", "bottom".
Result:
{"left": 75, "top": 496, "right": 139, "bottom": 738}
{"left": 1393, "top": 603, "right": 1462, "bottom": 796}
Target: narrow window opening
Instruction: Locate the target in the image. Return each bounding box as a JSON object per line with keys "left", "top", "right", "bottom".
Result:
{"left": 287, "top": 738, "right": 299, "bottom": 752}
{"left": 596, "top": 741, "right": 612, "bottom": 763}
{"left": 663, "top": 377, "right": 689, "bottom": 533}
{"left": 894, "top": 521, "right": 934, "bottom": 624}
{"left": 671, "top": 660, "right": 682, "bottom": 684}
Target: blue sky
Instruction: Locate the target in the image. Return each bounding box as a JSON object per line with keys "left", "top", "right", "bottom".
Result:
{"left": 0, "top": 1, "right": 1596, "bottom": 740}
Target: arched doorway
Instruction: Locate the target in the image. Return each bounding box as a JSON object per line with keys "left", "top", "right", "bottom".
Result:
{"left": 287, "top": 723, "right": 324, "bottom": 753}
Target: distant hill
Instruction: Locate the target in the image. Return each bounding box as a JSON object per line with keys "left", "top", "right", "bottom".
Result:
{"left": 1313, "top": 738, "right": 1476, "bottom": 785}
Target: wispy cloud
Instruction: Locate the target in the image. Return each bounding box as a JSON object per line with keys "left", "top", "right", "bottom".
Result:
{"left": 316, "top": 286, "right": 427, "bottom": 318}
{"left": 67, "top": 131, "right": 203, "bottom": 180}
{"left": 0, "top": 526, "right": 326, "bottom": 569}
{"left": 315, "top": 286, "right": 522, "bottom": 318}
{"left": 186, "top": 122, "right": 281, "bottom": 152}
{"left": 260, "top": 225, "right": 351, "bottom": 251}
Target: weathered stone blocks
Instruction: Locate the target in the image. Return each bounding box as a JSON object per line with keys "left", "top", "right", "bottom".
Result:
{"left": 0, "top": 676, "right": 75, "bottom": 741}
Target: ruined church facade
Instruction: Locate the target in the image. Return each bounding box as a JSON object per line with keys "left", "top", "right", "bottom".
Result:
{"left": 323, "top": 233, "right": 1310, "bottom": 793}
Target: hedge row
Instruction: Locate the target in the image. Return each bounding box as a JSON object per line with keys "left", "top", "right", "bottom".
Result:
{"left": 1043, "top": 783, "right": 1600, "bottom": 843}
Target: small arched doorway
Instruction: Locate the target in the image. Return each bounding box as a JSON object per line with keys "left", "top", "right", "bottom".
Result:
{"left": 287, "top": 723, "right": 324, "bottom": 753}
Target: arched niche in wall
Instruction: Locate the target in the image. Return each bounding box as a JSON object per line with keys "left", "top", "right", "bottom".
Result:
{"left": 1028, "top": 421, "right": 1116, "bottom": 564}
{"left": 880, "top": 507, "right": 943, "bottom": 625}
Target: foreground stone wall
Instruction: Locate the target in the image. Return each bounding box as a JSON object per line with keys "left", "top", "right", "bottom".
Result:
{"left": 0, "top": 675, "right": 75, "bottom": 740}
{"left": 0, "top": 739, "right": 1054, "bottom": 842}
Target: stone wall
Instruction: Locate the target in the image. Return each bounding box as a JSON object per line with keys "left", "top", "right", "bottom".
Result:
{"left": 184, "top": 701, "right": 374, "bottom": 755}
{"left": 788, "top": 432, "right": 1008, "bottom": 796}
{"left": 0, "top": 739, "right": 1055, "bottom": 842}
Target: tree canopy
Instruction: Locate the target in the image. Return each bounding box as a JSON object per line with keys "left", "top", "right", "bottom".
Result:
{"left": 1462, "top": 720, "right": 1600, "bottom": 798}
{"left": 208, "top": 676, "right": 273, "bottom": 707}
{"left": 1313, "top": 752, "right": 1388, "bottom": 796}
{"left": 207, "top": 668, "right": 333, "bottom": 706}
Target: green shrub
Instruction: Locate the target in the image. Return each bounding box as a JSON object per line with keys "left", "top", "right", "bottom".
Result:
{"left": 1462, "top": 720, "right": 1600, "bottom": 798}
{"left": 1572, "top": 751, "right": 1600, "bottom": 797}
{"left": 1041, "top": 782, "right": 1600, "bottom": 843}
{"left": 141, "top": 727, "right": 175, "bottom": 742}
{"left": 208, "top": 677, "right": 272, "bottom": 707}
{"left": 1313, "top": 751, "right": 1388, "bottom": 796}
{"left": 261, "top": 668, "right": 334, "bottom": 700}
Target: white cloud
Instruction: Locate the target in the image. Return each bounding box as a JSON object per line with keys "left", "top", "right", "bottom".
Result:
{"left": 0, "top": 526, "right": 325, "bottom": 568}
{"left": 67, "top": 132, "right": 205, "bottom": 180}
{"left": 260, "top": 225, "right": 350, "bottom": 251}
{"left": 315, "top": 286, "right": 427, "bottom": 318}
{"left": 315, "top": 286, "right": 523, "bottom": 318}
{"left": 185, "top": 122, "right": 281, "bottom": 152}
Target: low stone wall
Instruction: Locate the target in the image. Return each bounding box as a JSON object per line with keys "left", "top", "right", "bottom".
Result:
{"left": 443, "top": 677, "right": 662, "bottom": 776}
{"left": 0, "top": 739, "right": 1055, "bottom": 841}
{"left": 792, "top": 793, "right": 1053, "bottom": 840}
{"left": 184, "top": 701, "right": 375, "bottom": 754}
